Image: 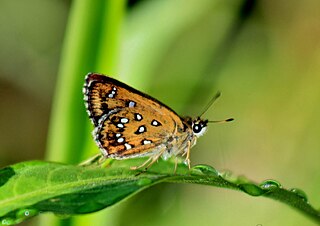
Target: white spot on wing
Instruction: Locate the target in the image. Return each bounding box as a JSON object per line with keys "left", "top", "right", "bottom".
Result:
{"left": 120, "top": 118, "right": 129, "bottom": 123}
{"left": 138, "top": 126, "right": 145, "bottom": 133}
{"left": 124, "top": 143, "right": 132, "bottom": 150}
{"left": 88, "top": 80, "right": 94, "bottom": 87}
{"left": 117, "top": 137, "right": 124, "bottom": 143}
{"left": 151, "top": 120, "right": 160, "bottom": 126}
{"left": 116, "top": 133, "right": 121, "bottom": 137}
{"left": 117, "top": 123, "right": 124, "bottom": 128}
{"left": 108, "top": 94, "right": 114, "bottom": 98}
{"left": 143, "top": 140, "right": 152, "bottom": 145}
{"left": 135, "top": 113, "right": 142, "bottom": 121}
{"left": 129, "top": 101, "right": 136, "bottom": 107}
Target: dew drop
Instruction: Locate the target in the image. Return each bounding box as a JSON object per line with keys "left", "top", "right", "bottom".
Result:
{"left": 190, "top": 164, "right": 219, "bottom": 177}
{"left": 2, "top": 218, "right": 14, "bottom": 225}
{"left": 16, "top": 208, "right": 38, "bottom": 219}
{"left": 259, "top": 179, "right": 282, "bottom": 190}
{"left": 220, "top": 170, "right": 232, "bottom": 178}
{"left": 219, "top": 170, "right": 239, "bottom": 183}
{"left": 239, "top": 183, "right": 264, "bottom": 196}
{"left": 0, "top": 208, "right": 39, "bottom": 225}
{"left": 137, "top": 178, "right": 153, "bottom": 186}
{"left": 290, "top": 188, "right": 308, "bottom": 202}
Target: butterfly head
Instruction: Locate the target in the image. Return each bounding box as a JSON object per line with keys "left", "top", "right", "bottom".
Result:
{"left": 187, "top": 91, "right": 233, "bottom": 138}
{"left": 184, "top": 115, "right": 234, "bottom": 138}
{"left": 184, "top": 117, "right": 208, "bottom": 138}
{"left": 192, "top": 117, "right": 209, "bottom": 137}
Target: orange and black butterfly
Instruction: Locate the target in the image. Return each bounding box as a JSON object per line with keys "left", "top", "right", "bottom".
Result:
{"left": 83, "top": 73, "right": 232, "bottom": 170}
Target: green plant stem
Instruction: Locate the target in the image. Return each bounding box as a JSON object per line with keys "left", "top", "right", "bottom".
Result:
{"left": 46, "top": 1, "right": 106, "bottom": 164}
{"left": 43, "top": 1, "right": 126, "bottom": 226}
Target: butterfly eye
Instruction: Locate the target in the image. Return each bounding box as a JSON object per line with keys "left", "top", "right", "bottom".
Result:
{"left": 192, "top": 122, "right": 207, "bottom": 137}
{"left": 192, "top": 124, "right": 202, "bottom": 134}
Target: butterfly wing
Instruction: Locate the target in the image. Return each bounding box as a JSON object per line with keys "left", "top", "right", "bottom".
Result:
{"left": 83, "top": 73, "right": 185, "bottom": 159}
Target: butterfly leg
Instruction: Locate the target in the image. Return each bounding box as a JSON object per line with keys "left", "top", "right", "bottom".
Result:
{"left": 174, "top": 157, "right": 178, "bottom": 174}
{"left": 131, "top": 148, "right": 166, "bottom": 171}
{"left": 130, "top": 157, "right": 153, "bottom": 170}
{"left": 184, "top": 141, "right": 191, "bottom": 169}
{"left": 79, "top": 154, "right": 104, "bottom": 167}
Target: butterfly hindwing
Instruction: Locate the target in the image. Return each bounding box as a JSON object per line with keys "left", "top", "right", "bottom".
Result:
{"left": 95, "top": 110, "right": 163, "bottom": 158}
{"left": 83, "top": 73, "right": 185, "bottom": 158}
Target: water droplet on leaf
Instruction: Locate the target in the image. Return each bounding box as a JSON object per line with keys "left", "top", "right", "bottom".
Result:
{"left": 259, "top": 180, "right": 282, "bottom": 190}
{"left": 290, "top": 188, "right": 308, "bottom": 202}
{"left": 1, "top": 218, "right": 14, "bottom": 225}
{"left": 16, "top": 208, "right": 38, "bottom": 219}
{"left": 137, "top": 178, "right": 153, "bottom": 186}
{"left": 190, "top": 165, "right": 219, "bottom": 176}
{"left": 239, "top": 183, "right": 264, "bottom": 196}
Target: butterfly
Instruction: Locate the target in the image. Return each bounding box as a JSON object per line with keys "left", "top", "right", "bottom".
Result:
{"left": 83, "top": 73, "right": 233, "bottom": 171}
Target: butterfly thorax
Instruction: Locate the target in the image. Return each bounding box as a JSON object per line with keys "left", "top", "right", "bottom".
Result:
{"left": 161, "top": 116, "right": 208, "bottom": 160}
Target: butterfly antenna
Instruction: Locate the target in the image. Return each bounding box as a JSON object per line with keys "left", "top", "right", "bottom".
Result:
{"left": 208, "top": 118, "right": 234, "bottom": 124}
{"left": 199, "top": 91, "right": 221, "bottom": 117}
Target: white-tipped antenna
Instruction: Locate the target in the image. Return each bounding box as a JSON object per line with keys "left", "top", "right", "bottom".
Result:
{"left": 199, "top": 91, "right": 221, "bottom": 117}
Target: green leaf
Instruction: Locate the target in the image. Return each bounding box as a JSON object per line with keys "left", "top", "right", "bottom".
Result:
{"left": 0, "top": 159, "right": 319, "bottom": 225}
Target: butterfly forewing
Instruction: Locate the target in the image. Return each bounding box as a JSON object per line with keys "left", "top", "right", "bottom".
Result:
{"left": 96, "top": 109, "right": 164, "bottom": 158}
{"left": 83, "top": 73, "right": 185, "bottom": 159}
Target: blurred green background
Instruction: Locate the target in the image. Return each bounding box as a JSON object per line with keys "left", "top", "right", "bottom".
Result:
{"left": 1, "top": 0, "right": 320, "bottom": 225}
